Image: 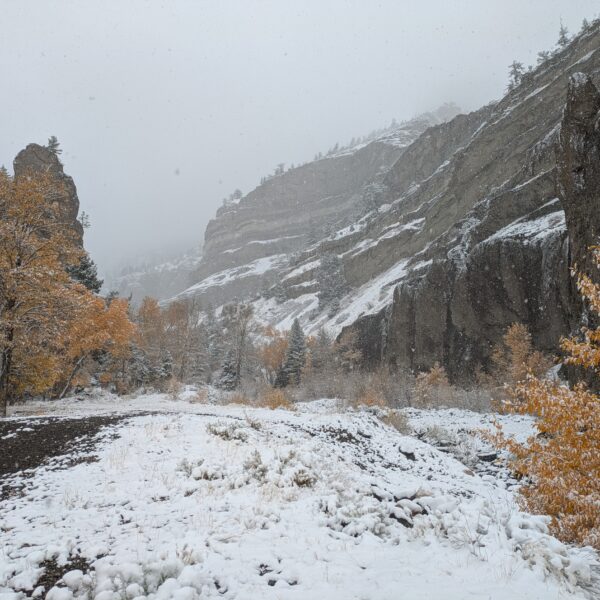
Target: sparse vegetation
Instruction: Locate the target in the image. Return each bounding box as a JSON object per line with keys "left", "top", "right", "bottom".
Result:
{"left": 492, "top": 249, "right": 600, "bottom": 549}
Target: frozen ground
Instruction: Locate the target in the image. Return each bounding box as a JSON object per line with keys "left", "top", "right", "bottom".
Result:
{"left": 0, "top": 392, "right": 598, "bottom": 599}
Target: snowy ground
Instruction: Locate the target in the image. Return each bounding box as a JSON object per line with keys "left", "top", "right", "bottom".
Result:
{"left": 1, "top": 392, "right": 598, "bottom": 599}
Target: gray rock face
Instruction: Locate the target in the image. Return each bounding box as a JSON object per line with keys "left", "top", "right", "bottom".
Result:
{"left": 178, "top": 22, "right": 600, "bottom": 381}
{"left": 557, "top": 73, "right": 600, "bottom": 280}
{"left": 182, "top": 108, "right": 461, "bottom": 306}
{"left": 13, "top": 143, "right": 83, "bottom": 245}
{"left": 349, "top": 27, "right": 600, "bottom": 379}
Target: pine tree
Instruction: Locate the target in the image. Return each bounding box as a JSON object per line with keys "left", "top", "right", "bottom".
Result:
{"left": 128, "top": 345, "right": 154, "bottom": 388}
{"left": 47, "top": 135, "right": 62, "bottom": 155}
{"left": 311, "top": 328, "right": 333, "bottom": 372}
{"left": 316, "top": 254, "right": 349, "bottom": 314}
{"left": 507, "top": 61, "right": 525, "bottom": 90}
{"left": 205, "top": 304, "right": 224, "bottom": 374}
{"left": 536, "top": 50, "right": 550, "bottom": 65}
{"left": 275, "top": 320, "right": 306, "bottom": 387}
{"left": 217, "top": 349, "right": 238, "bottom": 390}
{"left": 159, "top": 350, "right": 173, "bottom": 381}
{"left": 558, "top": 22, "right": 570, "bottom": 47}
{"left": 67, "top": 253, "right": 103, "bottom": 293}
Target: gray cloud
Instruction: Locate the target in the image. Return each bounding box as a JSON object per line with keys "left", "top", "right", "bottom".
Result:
{"left": 1, "top": 0, "right": 597, "bottom": 274}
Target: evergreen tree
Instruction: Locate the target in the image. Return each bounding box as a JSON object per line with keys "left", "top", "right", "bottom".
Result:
{"left": 159, "top": 350, "right": 173, "bottom": 380}
{"left": 311, "top": 328, "right": 333, "bottom": 372}
{"left": 217, "top": 349, "right": 238, "bottom": 390}
{"left": 537, "top": 50, "right": 550, "bottom": 65}
{"left": 281, "top": 319, "right": 306, "bottom": 386}
{"left": 67, "top": 253, "right": 103, "bottom": 293}
{"left": 507, "top": 61, "right": 524, "bottom": 90}
{"left": 558, "top": 22, "right": 570, "bottom": 47}
{"left": 47, "top": 135, "right": 62, "bottom": 155}
{"left": 316, "top": 253, "right": 349, "bottom": 314}
{"left": 205, "top": 304, "right": 224, "bottom": 373}
{"left": 128, "top": 345, "right": 154, "bottom": 388}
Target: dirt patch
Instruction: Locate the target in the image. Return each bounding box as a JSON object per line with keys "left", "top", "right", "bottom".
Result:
{"left": 14, "top": 554, "right": 94, "bottom": 598}
{"left": 0, "top": 414, "right": 135, "bottom": 501}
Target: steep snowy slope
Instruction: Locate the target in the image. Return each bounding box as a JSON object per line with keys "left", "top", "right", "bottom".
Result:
{"left": 178, "top": 105, "right": 462, "bottom": 307}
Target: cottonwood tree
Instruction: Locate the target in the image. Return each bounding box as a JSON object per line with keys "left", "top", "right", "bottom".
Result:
{"left": 58, "top": 294, "right": 134, "bottom": 397}
{"left": 258, "top": 326, "right": 288, "bottom": 385}
{"left": 0, "top": 171, "right": 82, "bottom": 415}
{"left": 0, "top": 170, "right": 134, "bottom": 414}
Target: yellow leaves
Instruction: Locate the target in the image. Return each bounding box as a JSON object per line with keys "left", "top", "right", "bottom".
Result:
{"left": 62, "top": 291, "right": 135, "bottom": 363}
{"left": 0, "top": 170, "right": 136, "bottom": 408}
{"left": 491, "top": 323, "right": 552, "bottom": 388}
{"left": 492, "top": 250, "right": 600, "bottom": 549}
{"left": 258, "top": 326, "right": 288, "bottom": 381}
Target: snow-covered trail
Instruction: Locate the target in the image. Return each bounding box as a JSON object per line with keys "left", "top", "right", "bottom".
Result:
{"left": 0, "top": 394, "right": 597, "bottom": 599}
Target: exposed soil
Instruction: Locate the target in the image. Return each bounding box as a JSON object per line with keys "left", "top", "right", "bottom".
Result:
{"left": 20, "top": 555, "right": 93, "bottom": 598}
{"left": 0, "top": 414, "right": 130, "bottom": 501}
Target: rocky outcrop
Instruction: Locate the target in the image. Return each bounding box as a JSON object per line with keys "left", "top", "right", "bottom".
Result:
{"left": 332, "top": 23, "right": 600, "bottom": 378}
{"left": 557, "top": 73, "right": 600, "bottom": 279}
{"left": 13, "top": 143, "right": 83, "bottom": 245}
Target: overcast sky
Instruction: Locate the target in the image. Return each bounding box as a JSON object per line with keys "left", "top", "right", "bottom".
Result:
{"left": 1, "top": 1, "right": 598, "bottom": 275}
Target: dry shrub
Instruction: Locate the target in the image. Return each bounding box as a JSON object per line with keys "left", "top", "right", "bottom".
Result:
{"left": 492, "top": 251, "right": 600, "bottom": 549}
{"left": 490, "top": 323, "right": 553, "bottom": 389}
{"left": 191, "top": 388, "right": 208, "bottom": 404}
{"left": 414, "top": 362, "right": 453, "bottom": 408}
{"left": 166, "top": 378, "right": 183, "bottom": 400}
{"left": 353, "top": 386, "right": 386, "bottom": 408}
{"left": 227, "top": 391, "right": 253, "bottom": 406}
{"left": 381, "top": 410, "right": 411, "bottom": 434}
{"left": 258, "top": 388, "right": 293, "bottom": 410}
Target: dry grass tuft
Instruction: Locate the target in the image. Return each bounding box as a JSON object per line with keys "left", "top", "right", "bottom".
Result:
{"left": 258, "top": 388, "right": 294, "bottom": 410}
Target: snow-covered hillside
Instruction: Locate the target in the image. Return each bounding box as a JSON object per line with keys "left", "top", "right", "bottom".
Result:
{"left": 1, "top": 394, "right": 598, "bottom": 599}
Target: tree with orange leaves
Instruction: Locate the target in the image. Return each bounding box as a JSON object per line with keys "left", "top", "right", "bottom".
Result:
{"left": 258, "top": 325, "right": 288, "bottom": 384}
{"left": 0, "top": 168, "right": 137, "bottom": 415}
{"left": 493, "top": 248, "right": 600, "bottom": 549}
{"left": 0, "top": 169, "right": 83, "bottom": 416}
{"left": 57, "top": 293, "right": 135, "bottom": 398}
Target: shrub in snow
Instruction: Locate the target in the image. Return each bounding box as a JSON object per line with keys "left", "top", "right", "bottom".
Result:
{"left": 257, "top": 388, "right": 293, "bottom": 410}
{"left": 206, "top": 421, "right": 249, "bottom": 442}
{"left": 492, "top": 248, "right": 600, "bottom": 549}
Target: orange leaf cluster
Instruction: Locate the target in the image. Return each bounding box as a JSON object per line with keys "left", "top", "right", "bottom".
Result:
{"left": 493, "top": 251, "right": 600, "bottom": 549}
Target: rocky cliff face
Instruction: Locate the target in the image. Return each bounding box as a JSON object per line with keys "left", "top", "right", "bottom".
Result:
{"left": 177, "top": 21, "right": 600, "bottom": 380}
{"left": 557, "top": 73, "right": 600, "bottom": 280}
{"left": 13, "top": 143, "right": 84, "bottom": 245}
{"left": 183, "top": 106, "right": 461, "bottom": 306}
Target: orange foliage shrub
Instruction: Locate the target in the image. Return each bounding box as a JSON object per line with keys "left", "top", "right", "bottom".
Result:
{"left": 414, "top": 362, "right": 451, "bottom": 407}
{"left": 258, "top": 388, "right": 293, "bottom": 410}
{"left": 258, "top": 326, "right": 288, "bottom": 384}
{"left": 493, "top": 250, "right": 600, "bottom": 549}
{"left": 490, "top": 323, "right": 552, "bottom": 387}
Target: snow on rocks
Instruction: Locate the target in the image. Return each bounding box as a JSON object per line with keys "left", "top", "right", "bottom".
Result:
{"left": 0, "top": 394, "right": 597, "bottom": 599}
